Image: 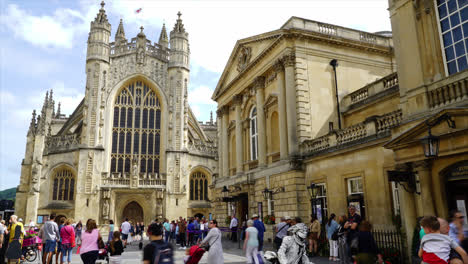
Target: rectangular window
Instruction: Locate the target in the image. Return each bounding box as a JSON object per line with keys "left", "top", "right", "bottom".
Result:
{"left": 348, "top": 177, "right": 364, "bottom": 195}
{"left": 436, "top": 0, "right": 468, "bottom": 75}
{"left": 316, "top": 183, "right": 328, "bottom": 221}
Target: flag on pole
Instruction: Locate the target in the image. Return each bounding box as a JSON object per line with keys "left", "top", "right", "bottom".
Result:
{"left": 135, "top": 8, "right": 142, "bottom": 14}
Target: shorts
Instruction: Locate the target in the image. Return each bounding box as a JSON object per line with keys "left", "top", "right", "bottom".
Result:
{"left": 309, "top": 232, "right": 318, "bottom": 240}
{"left": 44, "top": 240, "right": 57, "bottom": 253}
{"left": 122, "top": 233, "right": 128, "bottom": 240}
{"left": 450, "top": 249, "right": 462, "bottom": 260}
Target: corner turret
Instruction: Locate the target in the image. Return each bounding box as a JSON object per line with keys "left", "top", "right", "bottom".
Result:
{"left": 169, "top": 12, "right": 190, "bottom": 70}
{"left": 86, "top": 1, "right": 111, "bottom": 63}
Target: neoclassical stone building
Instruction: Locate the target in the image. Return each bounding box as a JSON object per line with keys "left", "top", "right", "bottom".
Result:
{"left": 211, "top": 16, "right": 396, "bottom": 235}
{"left": 15, "top": 2, "right": 217, "bottom": 226}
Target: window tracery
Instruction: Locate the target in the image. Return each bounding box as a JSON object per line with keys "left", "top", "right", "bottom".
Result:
{"left": 110, "top": 81, "right": 161, "bottom": 175}
{"left": 52, "top": 168, "right": 75, "bottom": 201}
{"left": 189, "top": 171, "right": 209, "bottom": 201}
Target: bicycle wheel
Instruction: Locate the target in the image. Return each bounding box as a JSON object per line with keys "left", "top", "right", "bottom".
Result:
{"left": 24, "top": 247, "right": 37, "bottom": 262}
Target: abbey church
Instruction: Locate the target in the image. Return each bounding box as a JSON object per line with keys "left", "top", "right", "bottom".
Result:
{"left": 14, "top": 2, "right": 217, "bottom": 226}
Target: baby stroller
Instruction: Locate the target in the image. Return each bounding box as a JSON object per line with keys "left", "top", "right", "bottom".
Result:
{"left": 96, "top": 245, "right": 109, "bottom": 264}
{"left": 185, "top": 245, "right": 207, "bottom": 264}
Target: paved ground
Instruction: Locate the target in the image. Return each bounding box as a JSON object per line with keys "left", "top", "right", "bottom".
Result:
{"left": 26, "top": 238, "right": 332, "bottom": 264}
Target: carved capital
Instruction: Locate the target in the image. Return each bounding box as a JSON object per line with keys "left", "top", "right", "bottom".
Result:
{"left": 253, "top": 76, "right": 266, "bottom": 91}
{"left": 233, "top": 94, "right": 243, "bottom": 105}
{"left": 282, "top": 52, "right": 296, "bottom": 67}
{"left": 273, "top": 59, "right": 284, "bottom": 73}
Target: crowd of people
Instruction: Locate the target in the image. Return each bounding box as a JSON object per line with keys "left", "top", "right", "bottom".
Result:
{"left": 0, "top": 207, "right": 466, "bottom": 264}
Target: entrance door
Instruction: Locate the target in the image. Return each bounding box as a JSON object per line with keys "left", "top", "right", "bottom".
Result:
{"left": 122, "top": 202, "right": 144, "bottom": 223}
{"left": 237, "top": 193, "right": 249, "bottom": 224}
{"left": 444, "top": 160, "right": 468, "bottom": 225}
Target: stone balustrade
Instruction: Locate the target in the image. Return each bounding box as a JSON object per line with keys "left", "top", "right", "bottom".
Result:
{"left": 110, "top": 38, "right": 169, "bottom": 61}
{"left": 301, "top": 109, "right": 403, "bottom": 156}
{"left": 102, "top": 172, "right": 166, "bottom": 188}
{"left": 376, "top": 110, "right": 403, "bottom": 133}
{"left": 342, "top": 72, "right": 399, "bottom": 110}
{"left": 282, "top": 17, "right": 392, "bottom": 47}
{"left": 427, "top": 70, "right": 468, "bottom": 109}
{"left": 46, "top": 133, "right": 80, "bottom": 154}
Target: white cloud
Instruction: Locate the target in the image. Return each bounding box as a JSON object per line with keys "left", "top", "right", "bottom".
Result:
{"left": 0, "top": 4, "right": 90, "bottom": 49}
{"left": 188, "top": 85, "right": 217, "bottom": 106}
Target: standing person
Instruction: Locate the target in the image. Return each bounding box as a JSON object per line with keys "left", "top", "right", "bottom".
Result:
{"left": 0, "top": 220, "right": 5, "bottom": 264}
{"left": 277, "top": 223, "right": 312, "bottom": 264}
{"left": 178, "top": 219, "right": 187, "bottom": 249}
{"left": 308, "top": 214, "right": 321, "bottom": 256}
{"left": 6, "top": 215, "right": 24, "bottom": 264}
{"left": 199, "top": 219, "right": 205, "bottom": 240}
{"left": 140, "top": 222, "right": 145, "bottom": 240}
{"left": 354, "top": 221, "right": 382, "bottom": 264}
{"left": 60, "top": 218, "right": 75, "bottom": 264}
{"left": 344, "top": 205, "right": 361, "bottom": 258}
{"left": 418, "top": 216, "right": 468, "bottom": 264}
{"left": 252, "top": 215, "right": 266, "bottom": 252}
{"left": 108, "top": 220, "right": 114, "bottom": 243}
{"left": 109, "top": 231, "right": 124, "bottom": 264}
{"left": 337, "top": 215, "right": 349, "bottom": 264}
{"left": 449, "top": 210, "right": 465, "bottom": 245}
{"left": 56, "top": 217, "right": 65, "bottom": 264}
{"left": 187, "top": 219, "right": 195, "bottom": 246}
{"left": 244, "top": 220, "right": 260, "bottom": 264}
{"left": 42, "top": 213, "right": 60, "bottom": 264}
{"left": 201, "top": 220, "right": 223, "bottom": 264}
{"left": 170, "top": 221, "right": 176, "bottom": 243}
{"left": 230, "top": 216, "right": 238, "bottom": 242}
{"left": 142, "top": 223, "right": 173, "bottom": 264}
{"left": 274, "top": 216, "right": 291, "bottom": 250}
{"left": 326, "top": 213, "right": 339, "bottom": 261}
{"left": 163, "top": 220, "right": 171, "bottom": 243}
{"left": 75, "top": 221, "right": 83, "bottom": 245}
{"left": 79, "top": 219, "right": 101, "bottom": 264}
{"left": 120, "top": 218, "right": 131, "bottom": 247}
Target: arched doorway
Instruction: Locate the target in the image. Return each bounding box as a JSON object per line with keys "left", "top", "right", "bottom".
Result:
{"left": 122, "top": 202, "right": 144, "bottom": 223}
{"left": 443, "top": 160, "right": 468, "bottom": 220}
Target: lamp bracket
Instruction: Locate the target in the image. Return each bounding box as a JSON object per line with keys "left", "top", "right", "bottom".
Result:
{"left": 387, "top": 170, "right": 421, "bottom": 195}
{"left": 425, "top": 113, "right": 456, "bottom": 130}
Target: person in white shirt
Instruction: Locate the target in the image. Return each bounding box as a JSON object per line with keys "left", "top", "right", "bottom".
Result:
{"left": 230, "top": 216, "right": 238, "bottom": 242}
{"left": 120, "top": 218, "right": 131, "bottom": 247}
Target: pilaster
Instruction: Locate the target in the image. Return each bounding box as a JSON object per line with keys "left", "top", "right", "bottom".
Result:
{"left": 283, "top": 52, "right": 298, "bottom": 155}
{"left": 414, "top": 159, "right": 435, "bottom": 216}
{"left": 254, "top": 77, "right": 267, "bottom": 167}
{"left": 233, "top": 94, "right": 244, "bottom": 174}
{"left": 221, "top": 106, "right": 230, "bottom": 177}
{"left": 274, "top": 60, "right": 288, "bottom": 159}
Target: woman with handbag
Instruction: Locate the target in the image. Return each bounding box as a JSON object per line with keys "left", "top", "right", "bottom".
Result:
{"left": 79, "top": 219, "right": 101, "bottom": 264}
{"left": 200, "top": 219, "right": 223, "bottom": 264}
{"left": 60, "top": 218, "right": 75, "bottom": 264}
{"left": 308, "top": 214, "right": 321, "bottom": 256}
{"left": 326, "top": 213, "right": 339, "bottom": 261}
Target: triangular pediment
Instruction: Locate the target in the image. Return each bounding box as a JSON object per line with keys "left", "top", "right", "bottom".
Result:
{"left": 384, "top": 108, "right": 468, "bottom": 150}
{"left": 212, "top": 30, "right": 283, "bottom": 100}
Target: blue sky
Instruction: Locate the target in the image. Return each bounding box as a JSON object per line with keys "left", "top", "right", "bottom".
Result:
{"left": 0, "top": 0, "right": 391, "bottom": 190}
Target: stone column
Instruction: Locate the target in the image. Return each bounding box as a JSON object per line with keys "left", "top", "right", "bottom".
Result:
{"left": 254, "top": 77, "right": 267, "bottom": 167}
{"left": 274, "top": 60, "right": 288, "bottom": 160}
{"left": 222, "top": 106, "right": 229, "bottom": 177}
{"left": 234, "top": 94, "right": 244, "bottom": 174}
{"left": 414, "top": 160, "right": 435, "bottom": 216}
{"left": 216, "top": 109, "right": 224, "bottom": 177}
{"left": 283, "top": 52, "right": 298, "bottom": 155}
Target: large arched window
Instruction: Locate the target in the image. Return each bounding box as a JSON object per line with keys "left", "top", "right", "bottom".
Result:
{"left": 190, "top": 171, "right": 209, "bottom": 201}
{"left": 52, "top": 167, "right": 75, "bottom": 201}
{"left": 110, "top": 80, "right": 161, "bottom": 176}
{"left": 250, "top": 107, "right": 258, "bottom": 160}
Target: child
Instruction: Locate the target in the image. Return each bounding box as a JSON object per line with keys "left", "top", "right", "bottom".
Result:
{"left": 183, "top": 247, "right": 191, "bottom": 264}
{"left": 109, "top": 231, "right": 124, "bottom": 264}
{"left": 418, "top": 216, "right": 468, "bottom": 264}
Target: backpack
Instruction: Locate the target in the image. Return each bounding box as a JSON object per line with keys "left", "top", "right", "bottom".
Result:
{"left": 152, "top": 241, "right": 174, "bottom": 264}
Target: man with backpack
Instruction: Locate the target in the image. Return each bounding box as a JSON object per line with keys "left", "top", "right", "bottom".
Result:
{"left": 143, "top": 223, "right": 174, "bottom": 264}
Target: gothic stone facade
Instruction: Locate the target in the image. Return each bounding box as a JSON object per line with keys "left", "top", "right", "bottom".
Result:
{"left": 15, "top": 3, "right": 217, "bottom": 227}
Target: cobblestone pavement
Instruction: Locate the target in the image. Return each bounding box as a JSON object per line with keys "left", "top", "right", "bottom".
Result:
{"left": 25, "top": 238, "right": 332, "bottom": 264}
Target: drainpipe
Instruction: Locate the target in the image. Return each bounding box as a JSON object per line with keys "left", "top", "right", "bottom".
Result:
{"left": 330, "top": 59, "right": 342, "bottom": 130}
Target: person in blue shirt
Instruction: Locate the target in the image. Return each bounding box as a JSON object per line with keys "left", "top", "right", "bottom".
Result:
{"left": 326, "top": 213, "right": 339, "bottom": 261}
{"left": 252, "top": 214, "right": 266, "bottom": 252}
{"left": 187, "top": 219, "right": 195, "bottom": 246}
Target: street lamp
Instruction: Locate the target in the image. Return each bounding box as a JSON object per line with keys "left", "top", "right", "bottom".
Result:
{"left": 307, "top": 183, "right": 320, "bottom": 216}
{"left": 420, "top": 113, "right": 455, "bottom": 158}
{"left": 262, "top": 188, "right": 272, "bottom": 200}
{"left": 221, "top": 186, "right": 229, "bottom": 199}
